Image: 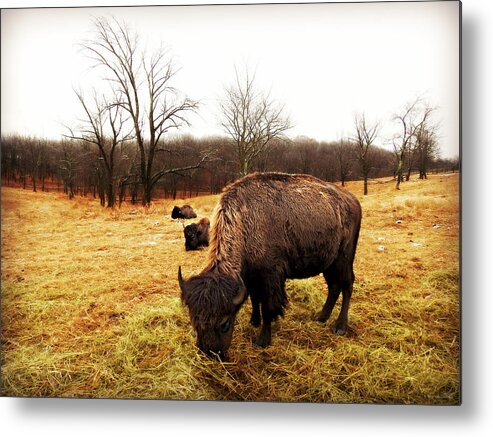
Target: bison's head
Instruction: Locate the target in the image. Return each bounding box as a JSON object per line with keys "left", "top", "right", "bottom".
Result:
{"left": 184, "top": 223, "right": 200, "bottom": 251}
{"left": 178, "top": 267, "right": 247, "bottom": 360}
{"left": 171, "top": 206, "right": 182, "bottom": 219}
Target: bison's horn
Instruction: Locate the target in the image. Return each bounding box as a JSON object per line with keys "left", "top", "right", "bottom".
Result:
{"left": 178, "top": 266, "right": 186, "bottom": 294}
{"left": 232, "top": 273, "right": 247, "bottom": 306}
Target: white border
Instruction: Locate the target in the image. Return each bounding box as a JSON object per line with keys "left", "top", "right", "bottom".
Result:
{"left": 2, "top": 1, "right": 492, "bottom": 436}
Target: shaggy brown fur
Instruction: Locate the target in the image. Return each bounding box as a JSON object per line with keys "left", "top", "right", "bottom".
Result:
{"left": 179, "top": 172, "right": 362, "bottom": 359}
{"left": 184, "top": 218, "right": 210, "bottom": 251}
{"left": 171, "top": 204, "right": 197, "bottom": 219}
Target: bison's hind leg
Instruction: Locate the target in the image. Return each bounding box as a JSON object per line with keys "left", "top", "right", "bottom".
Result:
{"left": 332, "top": 263, "right": 355, "bottom": 335}
{"left": 333, "top": 279, "right": 353, "bottom": 335}
{"left": 317, "top": 260, "right": 355, "bottom": 335}
{"left": 315, "top": 268, "right": 341, "bottom": 323}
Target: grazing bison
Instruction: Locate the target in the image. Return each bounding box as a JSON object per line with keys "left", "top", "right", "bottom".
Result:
{"left": 184, "top": 218, "right": 211, "bottom": 251}
{"left": 171, "top": 204, "right": 197, "bottom": 219}
{"left": 178, "top": 172, "right": 361, "bottom": 360}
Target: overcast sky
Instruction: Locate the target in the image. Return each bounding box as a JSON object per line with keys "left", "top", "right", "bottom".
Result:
{"left": 1, "top": 1, "right": 460, "bottom": 158}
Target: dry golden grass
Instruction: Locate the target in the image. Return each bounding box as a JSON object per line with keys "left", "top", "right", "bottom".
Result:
{"left": 1, "top": 173, "right": 460, "bottom": 403}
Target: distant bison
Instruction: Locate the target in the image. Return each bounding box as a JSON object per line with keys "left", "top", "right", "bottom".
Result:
{"left": 178, "top": 172, "right": 362, "bottom": 360}
{"left": 171, "top": 204, "right": 197, "bottom": 219}
{"left": 184, "top": 218, "right": 210, "bottom": 251}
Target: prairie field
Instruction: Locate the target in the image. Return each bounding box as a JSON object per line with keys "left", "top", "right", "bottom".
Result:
{"left": 1, "top": 173, "right": 460, "bottom": 404}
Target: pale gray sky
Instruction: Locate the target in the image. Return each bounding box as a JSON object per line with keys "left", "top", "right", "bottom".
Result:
{"left": 1, "top": 1, "right": 460, "bottom": 158}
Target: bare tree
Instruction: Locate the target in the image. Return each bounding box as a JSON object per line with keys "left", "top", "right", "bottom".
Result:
{"left": 65, "top": 89, "right": 133, "bottom": 207}
{"left": 59, "top": 141, "right": 80, "bottom": 199}
{"left": 392, "top": 98, "right": 435, "bottom": 189}
{"left": 404, "top": 144, "right": 416, "bottom": 182}
{"left": 26, "top": 138, "right": 46, "bottom": 193}
{"left": 335, "top": 139, "right": 353, "bottom": 187}
{"left": 353, "top": 113, "right": 379, "bottom": 195}
{"left": 220, "top": 68, "right": 291, "bottom": 177}
{"left": 415, "top": 122, "right": 440, "bottom": 179}
{"left": 82, "top": 16, "right": 207, "bottom": 206}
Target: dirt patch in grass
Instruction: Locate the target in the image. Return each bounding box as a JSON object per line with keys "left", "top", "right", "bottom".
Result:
{"left": 1, "top": 173, "right": 460, "bottom": 403}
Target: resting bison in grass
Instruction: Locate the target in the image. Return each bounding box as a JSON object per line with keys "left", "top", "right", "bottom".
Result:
{"left": 178, "top": 172, "right": 361, "bottom": 360}
{"left": 184, "top": 218, "right": 210, "bottom": 251}
{"left": 171, "top": 204, "right": 197, "bottom": 219}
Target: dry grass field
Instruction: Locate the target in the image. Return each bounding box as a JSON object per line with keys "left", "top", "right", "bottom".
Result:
{"left": 1, "top": 173, "right": 460, "bottom": 404}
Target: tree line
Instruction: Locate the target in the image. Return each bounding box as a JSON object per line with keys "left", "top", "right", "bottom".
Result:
{"left": 0, "top": 132, "right": 458, "bottom": 205}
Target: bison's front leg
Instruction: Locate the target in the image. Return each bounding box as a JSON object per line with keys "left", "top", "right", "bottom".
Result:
{"left": 250, "top": 293, "right": 261, "bottom": 327}
{"left": 255, "top": 320, "right": 272, "bottom": 348}
{"left": 255, "top": 278, "right": 287, "bottom": 347}
{"left": 250, "top": 303, "right": 261, "bottom": 327}
{"left": 255, "top": 297, "right": 273, "bottom": 347}
{"left": 245, "top": 277, "right": 262, "bottom": 327}
{"left": 254, "top": 276, "right": 287, "bottom": 348}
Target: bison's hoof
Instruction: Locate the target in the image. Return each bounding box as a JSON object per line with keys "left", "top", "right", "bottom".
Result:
{"left": 250, "top": 316, "right": 261, "bottom": 327}
{"left": 333, "top": 322, "right": 347, "bottom": 336}
{"left": 314, "top": 312, "right": 329, "bottom": 323}
{"left": 254, "top": 335, "right": 271, "bottom": 348}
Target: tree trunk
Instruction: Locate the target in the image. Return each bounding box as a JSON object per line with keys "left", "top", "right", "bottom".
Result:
{"left": 406, "top": 166, "right": 412, "bottom": 181}
{"left": 239, "top": 159, "right": 249, "bottom": 178}
{"left": 107, "top": 182, "right": 116, "bottom": 208}
{"left": 118, "top": 183, "right": 126, "bottom": 207}
{"left": 99, "top": 188, "right": 105, "bottom": 207}
{"left": 142, "top": 184, "right": 153, "bottom": 206}
{"left": 395, "top": 159, "right": 404, "bottom": 190}
{"left": 131, "top": 182, "right": 138, "bottom": 204}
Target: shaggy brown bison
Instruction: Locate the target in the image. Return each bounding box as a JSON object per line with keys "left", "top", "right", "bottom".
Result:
{"left": 184, "top": 218, "right": 210, "bottom": 251}
{"left": 171, "top": 204, "right": 197, "bottom": 219}
{"left": 178, "top": 172, "right": 361, "bottom": 360}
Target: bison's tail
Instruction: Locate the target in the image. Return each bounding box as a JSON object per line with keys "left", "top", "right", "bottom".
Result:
{"left": 348, "top": 204, "right": 362, "bottom": 267}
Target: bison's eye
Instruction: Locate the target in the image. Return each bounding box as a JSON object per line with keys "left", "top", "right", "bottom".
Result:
{"left": 219, "top": 318, "right": 231, "bottom": 334}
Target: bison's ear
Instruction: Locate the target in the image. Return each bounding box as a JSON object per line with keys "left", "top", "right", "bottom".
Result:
{"left": 178, "top": 266, "right": 186, "bottom": 298}
{"left": 232, "top": 274, "right": 247, "bottom": 306}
